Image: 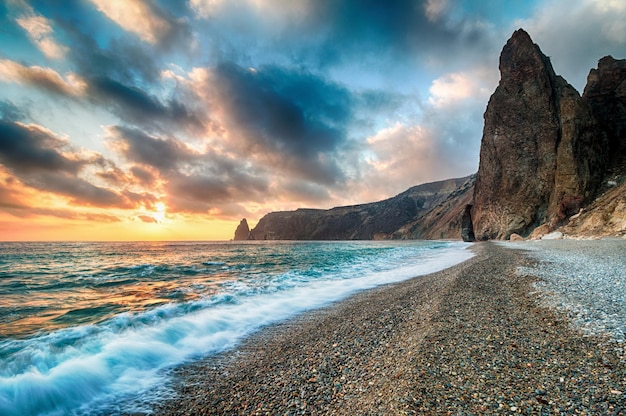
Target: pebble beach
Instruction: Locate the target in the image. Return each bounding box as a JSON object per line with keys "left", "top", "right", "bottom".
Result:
{"left": 150, "top": 241, "right": 626, "bottom": 415}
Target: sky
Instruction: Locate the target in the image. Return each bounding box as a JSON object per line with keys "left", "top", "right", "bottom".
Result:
{"left": 1, "top": 0, "right": 625, "bottom": 241}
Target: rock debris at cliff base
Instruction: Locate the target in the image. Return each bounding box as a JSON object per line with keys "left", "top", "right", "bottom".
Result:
{"left": 148, "top": 242, "right": 626, "bottom": 415}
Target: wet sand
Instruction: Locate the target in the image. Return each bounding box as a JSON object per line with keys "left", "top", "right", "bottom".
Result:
{"left": 153, "top": 242, "right": 626, "bottom": 415}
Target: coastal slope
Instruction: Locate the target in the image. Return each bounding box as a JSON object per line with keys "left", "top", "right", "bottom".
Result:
{"left": 241, "top": 176, "right": 471, "bottom": 240}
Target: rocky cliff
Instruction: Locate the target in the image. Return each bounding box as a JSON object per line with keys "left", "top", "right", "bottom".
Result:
{"left": 248, "top": 176, "right": 471, "bottom": 240}
{"left": 233, "top": 29, "right": 626, "bottom": 242}
{"left": 583, "top": 56, "right": 626, "bottom": 172}
{"left": 392, "top": 175, "right": 475, "bottom": 240}
{"left": 471, "top": 29, "right": 607, "bottom": 240}
{"left": 556, "top": 55, "right": 626, "bottom": 239}
{"left": 558, "top": 179, "right": 626, "bottom": 238}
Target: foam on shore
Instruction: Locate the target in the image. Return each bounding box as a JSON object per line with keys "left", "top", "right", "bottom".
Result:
{"left": 0, "top": 242, "right": 473, "bottom": 416}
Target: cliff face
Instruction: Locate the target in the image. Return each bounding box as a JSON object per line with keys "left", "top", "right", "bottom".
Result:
{"left": 392, "top": 175, "right": 475, "bottom": 240}
{"left": 583, "top": 56, "right": 626, "bottom": 171}
{"left": 471, "top": 29, "right": 606, "bottom": 240}
{"left": 249, "top": 176, "right": 471, "bottom": 240}
{"left": 559, "top": 180, "right": 626, "bottom": 238}
{"left": 560, "top": 56, "right": 626, "bottom": 238}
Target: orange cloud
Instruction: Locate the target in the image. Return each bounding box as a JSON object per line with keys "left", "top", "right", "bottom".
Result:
{"left": 138, "top": 215, "right": 158, "bottom": 223}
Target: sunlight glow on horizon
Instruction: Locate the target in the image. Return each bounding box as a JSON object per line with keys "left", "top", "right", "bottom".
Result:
{"left": 1, "top": 0, "right": 624, "bottom": 241}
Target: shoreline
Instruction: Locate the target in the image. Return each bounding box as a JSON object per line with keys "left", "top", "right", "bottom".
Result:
{"left": 148, "top": 242, "right": 625, "bottom": 415}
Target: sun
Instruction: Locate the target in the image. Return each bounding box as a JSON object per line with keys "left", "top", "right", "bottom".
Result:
{"left": 154, "top": 202, "right": 166, "bottom": 222}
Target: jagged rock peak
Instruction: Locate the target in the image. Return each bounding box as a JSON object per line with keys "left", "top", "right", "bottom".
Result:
{"left": 584, "top": 55, "right": 626, "bottom": 98}
{"left": 499, "top": 28, "right": 557, "bottom": 84}
{"left": 583, "top": 55, "right": 626, "bottom": 168}
{"left": 233, "top": 218, "right": 251, "bottom": 241}
{"left": 471, "top": 28, "right": 606, "bottom": 240}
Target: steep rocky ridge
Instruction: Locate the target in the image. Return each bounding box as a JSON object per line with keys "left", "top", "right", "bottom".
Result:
{"left": 248, "top": 176, "right": 471, "bottom": 240}
{"left": 583, "top": 56, "right": 626, "bottom": 172}
{"left": 471, "top": 29, "right": 607, "bottom": 240}
{"left": 556, "top": 56, "right": 626, "bottom": 238}
{"left": 392, "top": 175, "right": 475, "bottom": 240}
{"left": 559, "top": 178, "right": 626, "bottom": 238}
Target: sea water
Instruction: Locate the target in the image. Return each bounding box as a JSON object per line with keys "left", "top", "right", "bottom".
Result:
{"left": 0, "top": 240, "right": 473, "bottom": 415}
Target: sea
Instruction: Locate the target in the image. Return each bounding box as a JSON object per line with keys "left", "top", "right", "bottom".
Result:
{"left": 0, "top": 240, "right": 473, "bottom": 415}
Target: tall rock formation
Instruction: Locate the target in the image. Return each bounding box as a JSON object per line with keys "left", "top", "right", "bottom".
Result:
{"left": 583, "top": 56, "right": 626, "bottom": 170}
{"left": 471, "top": 29, "right": 606, "bottom": 240}
{"left": 233, "top": 218, "right": 252, "bottom": 240}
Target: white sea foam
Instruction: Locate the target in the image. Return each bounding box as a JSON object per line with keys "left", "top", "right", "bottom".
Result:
{"left": 0, "top": 241, "right": 473, "bottom": 415}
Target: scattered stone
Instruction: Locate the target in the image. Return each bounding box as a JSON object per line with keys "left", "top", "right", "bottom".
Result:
{"left": 530, "top": 224, "right": 551, "bottom": 240}
{"left": 541, "top": 231, "right": 563, "bottom": 240}
{"left": 570, "top": 208, "right": 584, "bottom": 220}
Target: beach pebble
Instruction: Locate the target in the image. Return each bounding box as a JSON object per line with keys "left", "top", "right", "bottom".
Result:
{"left": 541, "top": 231, "right": 563, "bottom": 240}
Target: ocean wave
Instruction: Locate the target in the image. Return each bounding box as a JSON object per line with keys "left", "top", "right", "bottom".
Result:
{"left": 0, "top": 241, "right": 473, "bottom": 415}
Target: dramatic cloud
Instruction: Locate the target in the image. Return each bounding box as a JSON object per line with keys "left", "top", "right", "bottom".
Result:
{"left": 428, "top": 71, "right": 493, "bottom": 108}
{"left": 12, "top": 2, "right": 68, "bottom": 59}
{"left": 190, "top": 0, "right": 315, "bottom": 21}
{"left": 0, "top": 59, "right": 86, "bottom": 97}
{"left": 106, "top": 125, "right": 197, "bottom": 171}
{"left": 138, "top": 214, "right": 158, "bottom": 223}
{"left": 0, "top": 120, "right": 83, "bottom": 174}
{"left": 365, "top": 123, "right": 447, "bottom": 182}
{"left": 104, "top": 124, "right": 269, "bottom": 215}
{"left": 193, "top": 62, "right": 355, "bottom": 184}
{"left": 2, "top": 0, "right": 625, "bottom": 239}
{"left": 130, "top": 166, "right": 158, "bottom": 187}
{"left": 0, "top": 173, "right": 123, "bottom": 221}
{"left": 314, "top": 0, "right": 495, "bottom": 71}
{"left": 85, "top": 77, "right": 204, "bottom": 134}
{"left": 0, "top": 120, "right": 148, "bottom": 209}
{"left": 425, "top": 0, "right": 450, "bottom": 22}
{"left": 165, "top": 166, "right": 269, "bottom": 215}
{"left": 64, "top": 27, "right": 162, "bottom": 85}
{"left": 0, "top": 100, "right": 28, "bottom": 122}
{"left": 87, "top": 0, "right": 192, "bottom": 47}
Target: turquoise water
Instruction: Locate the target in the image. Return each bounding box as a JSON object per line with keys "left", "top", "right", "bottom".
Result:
{"left": 0, "top": 240, "right": 472, "bottom": 415}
